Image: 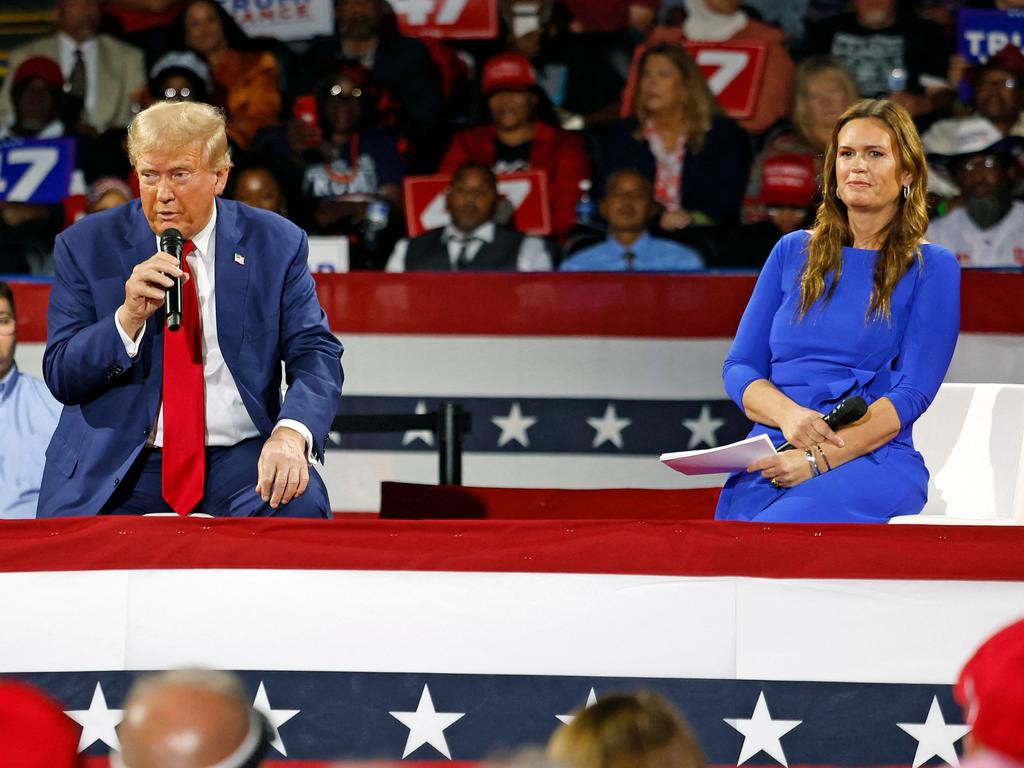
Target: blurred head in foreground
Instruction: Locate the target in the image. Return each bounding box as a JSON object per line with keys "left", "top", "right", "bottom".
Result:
{"left": 0, "top": 680, "right": 81, "bottom": 768}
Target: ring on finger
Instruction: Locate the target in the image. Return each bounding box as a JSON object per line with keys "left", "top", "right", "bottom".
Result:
{"left": 770, "top": 478, "right": 782, "bottom": 490}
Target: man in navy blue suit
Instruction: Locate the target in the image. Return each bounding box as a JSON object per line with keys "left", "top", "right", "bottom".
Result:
{"left": 38, "top": 100, "right": 344, "bottom": 518}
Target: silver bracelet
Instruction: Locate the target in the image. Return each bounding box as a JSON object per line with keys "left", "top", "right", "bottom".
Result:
{"left": 815, "top": 444, "right": 833, "bottom": 472}
{"left": 804, "top": 448, "right": 821, "bottom": 478}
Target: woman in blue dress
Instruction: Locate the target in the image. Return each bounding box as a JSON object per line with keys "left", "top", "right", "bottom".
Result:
{"left": 715, "top": 99, "right": 960, "bottom": 523}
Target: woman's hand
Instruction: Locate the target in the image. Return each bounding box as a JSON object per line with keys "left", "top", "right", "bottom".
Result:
{"left": 778, "top": 405, "right": 844, "bottom": 450}
{"left": 659, "top": 208, "right": 693, "bottom": 231}
{"left": 748, "top": 449, "right": 815, "bottom": 490}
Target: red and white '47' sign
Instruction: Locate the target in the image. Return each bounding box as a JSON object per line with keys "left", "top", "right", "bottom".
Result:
{"left": 387, "top": 0, "right": 498, "bottom": 39}
{"left": 403, "top": 170, "right": 552, "bottom": 238}
{"left": 682, "top": 42, "right": 768, "bottom": 120}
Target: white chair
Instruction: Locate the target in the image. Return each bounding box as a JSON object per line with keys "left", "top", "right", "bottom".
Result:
{"left": 890, "top": 383, "right": 1024, "bottom": 525}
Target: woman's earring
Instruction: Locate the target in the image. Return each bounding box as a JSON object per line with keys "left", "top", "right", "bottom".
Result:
{"left": 903, "top": 185, "right": 910, "bottom": 199}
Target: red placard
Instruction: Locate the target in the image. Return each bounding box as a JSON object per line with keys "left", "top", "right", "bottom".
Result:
{"left": 402, "top": 169, "right": 552, "bottom": 238}
{"left": 682, "top": 41, "right": 768, "bottom": 120}
{"left": 388, "top": 0, "right": 498, "bottom": 39}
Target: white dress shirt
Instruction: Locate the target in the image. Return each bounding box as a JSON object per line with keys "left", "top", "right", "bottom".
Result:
{"left": 385, "top": 221, "right": 552, "bottom": 272}
{"left": 58, "top": 33, "right": 98, "bottom": 119}
{"left": 115, "top": 207, "right": 315, "bottom": 460}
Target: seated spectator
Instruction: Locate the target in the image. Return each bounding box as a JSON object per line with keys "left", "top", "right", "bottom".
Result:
{"left": 547, "top": 691, "right": 706, "bottom": 768}
{"left": 743, "top": 56, "right": 858, "bottom": 223}
{"left": 803, "top": 0, "right": 952, "bottom": 119}
{"left": 440, "top": 52, "right": 592, "bottom": 243}
{"left": 0, "top": 680, "right": 80, "bottom": 767}
{"left": 145, "top": 50, "right": 212, "bottom": 106}
{"left": 0, "top": 282, "right": 62, "bottom": 519}
{"left": 561, "top": 168, "right": 703, "bottom": 271}
{"left": 0, "top": 0, "right": 146, "bottom": 134}
{"left": 604, "top": 43, "right": 751, "bottom": 230}
{"left": 225, "top": 151, "right": 302, "bottom": 219}
{"left": 117, "top": 669, "right": 270, "bottom": 768}
{"left": 955, "top": 618, "right": 1024, "bottom": 768}
{"left": 923, "top": 45, "right": 1024, "bottom": 198}
{"left": 387, "top": 163, "right": 553, "bottom": 272}
{"left": 926, "top": 127, "right": 1024, "bottom": 267}
{"left": 641, "top": 0, "right": 796, "bottom": 135}
{"left": 86, "top": 176, "right": 132, "bottom": 213}
{"left": 290, "top": 64, "right": 404, "bottom": 242}
{"left": 173, "top": 0, "right": 281, "bottom": 148}
{"left": 720, "top": 153, "right": 818, "bottom": 268}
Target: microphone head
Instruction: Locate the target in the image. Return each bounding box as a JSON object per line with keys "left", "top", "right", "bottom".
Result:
{"left": 160, "top": 228, "right": 183, "bottom": 250}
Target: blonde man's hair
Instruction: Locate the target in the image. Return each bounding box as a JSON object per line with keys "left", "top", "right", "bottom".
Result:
{"left": 802, "top": 98, "right": 929, "bottom": 321}
{"left": 547, "top": 692, "right": 707, "bottom": 768}
{"left": 127, "top": 101, "right": 233, "bottom": 171}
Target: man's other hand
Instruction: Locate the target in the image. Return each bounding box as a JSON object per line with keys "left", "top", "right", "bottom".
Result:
{"left": 256, "top": 427, "right": 310, "bottom": 508}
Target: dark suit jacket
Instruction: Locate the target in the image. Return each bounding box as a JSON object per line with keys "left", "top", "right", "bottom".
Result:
{"left": 37, "top": 198, "right": 344, "bottom": 517}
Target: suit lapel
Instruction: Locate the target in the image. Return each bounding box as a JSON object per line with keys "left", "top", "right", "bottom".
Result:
{"left": 121, "top": 201, "right": 163, "bottom": 426}
{"left": 213, "top": 198, "right": 248, "bottom": 369}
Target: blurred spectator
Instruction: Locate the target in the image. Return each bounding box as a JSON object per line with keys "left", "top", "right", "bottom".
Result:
{"left": 547, "top": 691, "right": 706, "bottom": 768}
{"left": 0, "top": 282, "right": 62, "bottom": 519}
{"left": 0, "top": 0, "right": 146, "bottom": 134}
{"left": 0, "top": 680, "right": 80, "bottom": 766}
{"left": 720, "top": 153, "right": 818, "bottom": 268}
{"left": 102, "top": 0, "right": 185, "bottom": 67}
{"left": 641, "top": 0, "right": 796, "bottom": 135}
{"left": 561, "top": 168, "right": 703, "bottom": 270}
{"left": 499, "top": 0, "right": 633, "bottom": 130}
{"left": 145, "top": 50, "right": 212, "bottom": 106}
{"left": 301, "top": 0, "right": 442, "bottom": 143}
{"left": 387, "top": 162, "right": 553, "bottom": 272}
{"left": 172, "top": 0, "right": 281, "bottom": 148}
{"left": 0, "top": 58, "right": 79, "bottom": 275}
{"left": 440, "top": 52, "right": 592, "bottom": 243}
{"left": 744, "top": 56, "right": 858, "bottom": 223}
{"left": 86, "top": 176, "right": 132, "bottom": 213}
{"left": 926, "top": 127, "right": 1024, "bottom": 267}
{"left": 923, "top": 45, "right": 1024, "bottom": 197}
{"left": 604, "top": 43, "right": 752, "bottom": 230}
{"left": 117, "top": 669, "right": 269, "bottom": 768}
{"left": 803, "top": 0, "right": 952, "bottom": 119}
{"left": 225, "top": 151, "right": 302, "bottom": 219}
{"left": 954, "top": 617, "right": 1024, "bottom": 768}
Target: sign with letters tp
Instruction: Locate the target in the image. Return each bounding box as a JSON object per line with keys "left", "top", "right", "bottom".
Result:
{"left": 403, "top": 170, "right": 552, "bottom": 238}
{"left": 387, "top": 0, "right": 498, "bottom": 39}
{"left": 0, "top": 137, "right": 75, "bottom": 204}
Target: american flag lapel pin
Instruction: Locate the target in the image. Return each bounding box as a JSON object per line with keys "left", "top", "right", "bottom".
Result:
{"left": 234, "top": 252, "right": 245, "bottom": 266}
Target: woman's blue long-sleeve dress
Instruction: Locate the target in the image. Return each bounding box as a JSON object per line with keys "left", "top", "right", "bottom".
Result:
{"left": 715, "top": 230, "right": 961, "bottom": 523}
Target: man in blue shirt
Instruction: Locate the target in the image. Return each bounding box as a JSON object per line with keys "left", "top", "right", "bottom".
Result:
{"left": 560, "top": 168, "right": 704, "bottom": 272}
{"left": 0, "top": 281, "right": 61, "bottom": 519}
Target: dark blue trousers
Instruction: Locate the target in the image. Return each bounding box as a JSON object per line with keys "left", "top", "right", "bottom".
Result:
{"left": 100, "top": 438, "right": 330, "bottom": 518}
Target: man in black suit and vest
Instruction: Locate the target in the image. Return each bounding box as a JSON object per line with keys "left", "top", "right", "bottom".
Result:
{"left": 386, "top": 163, "right": 553, "bottom": 272}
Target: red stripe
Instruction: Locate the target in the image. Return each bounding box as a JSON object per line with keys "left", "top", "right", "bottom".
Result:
{"left": 11, "top": 271, "right": 1023, "bottom": 341}
{"left": 1, "top": 516, "right": 1023, "bottom": 581}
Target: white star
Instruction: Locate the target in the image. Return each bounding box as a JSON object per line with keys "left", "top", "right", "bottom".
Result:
{"left": 491, "top": 402, "right": 538, "bottom": 448}
{"left": 402, "top": 401, "right": 435, "bottom": 447}
{"left": 682, "top": 404, "right": 725, "bottom": 449}
{"left": 389, "top": 684, "right": 465, "bottom": 759}
{"left": 586, "top": 404, "right": 632, "bottom": 449}
{"left": 252, "top": 681, "right": 300, "bottom": 757}
{"left": 897, "top": 696, "right": 971, "bottom": 768}
{"left": 724, "top": 691, "right": 801, "bottom": 766}
{"left": 556, "top": 687, "right": 598, "bottom": 724}
{"left": 64, "top": 682, "right": 124, "bottom": 753}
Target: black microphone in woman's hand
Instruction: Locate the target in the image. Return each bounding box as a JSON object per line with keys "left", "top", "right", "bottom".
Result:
{"left": 776, "top": 396, "right": 869, "bottom": 451}
{"left": 161, "top": 228, "right": 184, "bottom": 331}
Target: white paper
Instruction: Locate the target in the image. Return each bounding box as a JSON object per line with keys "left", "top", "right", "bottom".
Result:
{"left": 660, "top": 433, "right": 776, "bottom": 475}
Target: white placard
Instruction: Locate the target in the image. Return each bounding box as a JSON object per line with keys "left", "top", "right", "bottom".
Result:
{"left": 217, "top": 0, "right": 333, "bottom": 42}
{"left": 307, "top": 235, "right": 349, "bottom": 273}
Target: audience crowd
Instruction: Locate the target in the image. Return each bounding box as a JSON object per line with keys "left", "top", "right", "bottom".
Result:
{"left": 0, "top": 0, "right": 1022, "bottom": 274}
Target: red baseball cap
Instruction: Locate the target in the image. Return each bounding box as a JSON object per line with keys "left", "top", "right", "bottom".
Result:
{"left": 0, "top": 680, "right": 81, "bottom": 768}
{"left": 955, "top": 618, "right": 1024, "bottom": 761}
{"left": 966, "top": 44, "right": 1024, "bottom": 86}
{"left": 13, "top": 56, "right": 64, "bottom": 89}
{"left": 761, "top": 153, "right": 817, "bottom": 208}
{"left": 482, "top": 52, "right": 536, "bottom": 95}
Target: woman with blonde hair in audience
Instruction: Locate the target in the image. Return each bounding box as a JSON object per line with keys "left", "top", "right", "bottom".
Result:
{"left": 547, "top": 691, "right": 706, "bottom": 768}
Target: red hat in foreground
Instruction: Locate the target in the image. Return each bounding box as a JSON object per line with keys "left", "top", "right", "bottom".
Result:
{"left": 955, "top": 618, "right": 1024, "bottom": 762}
{"left": 482, "top": 52, "right": 536, "bottom": 95}
{"left": 13, "top": 56, "right": 64, "bottom": 89}
{"left": 761, "top": 153, "right": 818, "bottom": 208}
{"left": 0, "top": 680, "right": 81, "bottom": 767}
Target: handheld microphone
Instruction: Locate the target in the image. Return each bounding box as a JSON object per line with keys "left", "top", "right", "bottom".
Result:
{"left": 777, "top": 395, "right": 868, "bottom": 451}
{"left": 161, "top": 228, "right": 184, "bottom": 331}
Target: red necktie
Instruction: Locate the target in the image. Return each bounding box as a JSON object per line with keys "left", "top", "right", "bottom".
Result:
{"left": 162, "top": 240, "right": 205, "bottom": 516}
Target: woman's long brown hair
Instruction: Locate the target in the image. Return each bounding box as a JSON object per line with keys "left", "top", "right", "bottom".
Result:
{"left": 633, "top": 43, "right": 720, "bottom": 154}
{"left": 800, "top": 99, "right": 930, "bottom": 321}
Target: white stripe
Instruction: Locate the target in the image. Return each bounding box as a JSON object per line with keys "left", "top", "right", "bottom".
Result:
{"left": 0, "top": 570, "right": 1019, "bottom": 683}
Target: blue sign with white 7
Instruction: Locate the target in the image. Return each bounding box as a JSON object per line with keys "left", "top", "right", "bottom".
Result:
{"left": 0, "top": 137, "right": 76, "bottom": 204}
